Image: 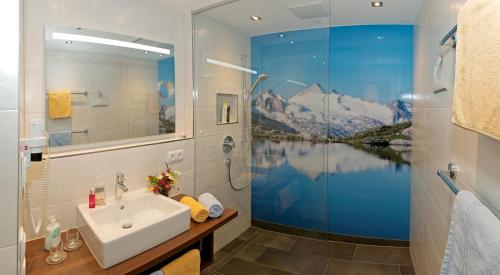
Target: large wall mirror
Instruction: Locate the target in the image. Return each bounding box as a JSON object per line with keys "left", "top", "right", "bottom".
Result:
{"left": 44, "top": 25, "right": 190, "bottom": 151}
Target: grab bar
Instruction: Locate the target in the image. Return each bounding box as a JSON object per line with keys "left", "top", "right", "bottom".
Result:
{"left": 437, "top": 163, "right": 460, "bottom": 195}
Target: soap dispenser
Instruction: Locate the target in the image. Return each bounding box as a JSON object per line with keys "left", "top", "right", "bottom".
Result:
{"left": 89, "top": 188, "right": 96, "bottom": 208}
{"left": 44, "top": 215, "right": 61, "bottom": 251}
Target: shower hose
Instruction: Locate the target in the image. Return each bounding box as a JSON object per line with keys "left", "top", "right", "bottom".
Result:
{"left": 225, "top": 158, "right": 252, "bottom": 191}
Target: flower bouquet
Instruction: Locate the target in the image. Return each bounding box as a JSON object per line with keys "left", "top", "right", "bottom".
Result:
{"left": 146, "top": 162, "right": 180, "bottom": 196}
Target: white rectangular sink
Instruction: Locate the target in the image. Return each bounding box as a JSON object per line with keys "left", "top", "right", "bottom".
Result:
{"left": 77, "top": 189, "right": 191, "bottom": 268}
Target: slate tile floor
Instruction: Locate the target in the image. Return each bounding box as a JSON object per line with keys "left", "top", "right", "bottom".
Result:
{"left": 203, "top": 227, "right": 416, "bottom": 275}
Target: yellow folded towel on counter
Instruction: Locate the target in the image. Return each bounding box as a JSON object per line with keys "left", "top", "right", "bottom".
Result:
{"left": 161, "top": 249, "right": 200, "bottom": 275}
{"left": 180, "top": 196, "right": 209, "bottom": 223}
{"left": 48, "top": 90, "right": 72, "bottom": 119}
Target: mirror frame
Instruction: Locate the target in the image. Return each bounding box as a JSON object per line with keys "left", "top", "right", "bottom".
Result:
{"left": 43, "top": 24, "right": 194, "bottom": 158}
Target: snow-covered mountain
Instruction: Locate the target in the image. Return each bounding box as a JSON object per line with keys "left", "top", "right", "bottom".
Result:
{"left": 160, "top": 105, "right": 175, "bottom": 121}
{"left": 387, "top": 99, "right": 412, "bottom": 123}
{"left": 253, "top": 83, "right": 412, "bottom": 139}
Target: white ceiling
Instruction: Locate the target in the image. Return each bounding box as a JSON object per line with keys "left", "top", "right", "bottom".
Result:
{"left": 156, "top": 0, "right": 424, "bottom": 36}
{"left": 152, "top": 0, "right": 222, "bottom": 13}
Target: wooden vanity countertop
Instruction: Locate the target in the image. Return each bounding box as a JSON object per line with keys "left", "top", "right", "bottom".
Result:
{"left": 25, "top": 194, "right": 238, "bottom": 275}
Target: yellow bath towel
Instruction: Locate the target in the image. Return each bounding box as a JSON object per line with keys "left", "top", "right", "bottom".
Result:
{"left": 161, "top": 249, "right": 200, "bottom": 275}
{"left": 180, "top": 196, "right": 209, "bottom": 223}
{"left": 452, "top": 0, "right": 500, "bottom": 141}
{"left": 48, "top": 90, "right": 72, "bottom": 119}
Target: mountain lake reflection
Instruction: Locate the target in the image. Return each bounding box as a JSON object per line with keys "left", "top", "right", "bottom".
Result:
{"left": 251, "top": 139, "right": 411, "bottom": 240}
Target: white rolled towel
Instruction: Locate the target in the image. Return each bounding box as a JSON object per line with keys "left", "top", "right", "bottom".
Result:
{"left": 197, "top": 193, "right": 224, "bottom": 218}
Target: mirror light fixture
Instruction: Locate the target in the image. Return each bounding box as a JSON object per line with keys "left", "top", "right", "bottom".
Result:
{"left": 206, "top": 58, "right": 257, "bottom": 75}
{"left": 52, "top": 32, "right": 171, "bottom": 55}
{"left": 372, "top": 1, "right": 383, "bottom": 7}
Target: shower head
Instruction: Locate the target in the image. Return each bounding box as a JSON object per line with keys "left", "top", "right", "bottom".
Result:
{"left": 247, "top": 73, "right": 268, "bottom": 97}
{"left": 257, "top": 73, "right": 269, "bottom": 81}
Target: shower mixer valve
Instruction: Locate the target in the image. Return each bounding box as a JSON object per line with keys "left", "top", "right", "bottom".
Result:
{"left": 222, "top": 136, "right": 235, "bottom": 158}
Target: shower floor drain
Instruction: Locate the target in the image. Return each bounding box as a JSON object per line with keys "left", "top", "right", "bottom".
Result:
{"left": 122, "top": 223, "right": 133, "bottom": 229}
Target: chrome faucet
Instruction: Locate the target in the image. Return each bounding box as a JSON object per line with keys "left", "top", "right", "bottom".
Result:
{"left": 115, "top": 172, "right": 128, "bottom": 200}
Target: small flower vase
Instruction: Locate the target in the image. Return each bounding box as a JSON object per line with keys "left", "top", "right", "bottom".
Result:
{"left": 159, "top": 188, "right": 169, "bottom": 197}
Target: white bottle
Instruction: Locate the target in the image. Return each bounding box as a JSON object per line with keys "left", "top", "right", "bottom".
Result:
{"left": 44, "top": 215, "right": 61, "bottom": 251}
{"left": 221, "top": 101, "right": 229, "bottom": 124}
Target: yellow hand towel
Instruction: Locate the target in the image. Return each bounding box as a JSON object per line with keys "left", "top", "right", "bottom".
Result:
{"left": 452, "top": 0, "right": 500, "bottom": 141}
{"left": 161, "top": 249, "right": 200, "bottom": 275}
{"left": 48, "top": 90, "right": 72, "bottom": 119}
{"left": 180, "top": 196, "right": 209, "bottom": 223}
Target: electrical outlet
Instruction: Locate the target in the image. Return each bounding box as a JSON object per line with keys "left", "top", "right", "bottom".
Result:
{"left": 167, "top": 151, "right": 177, "bottom": 162}
{"left": 176, "top": 149, "right": 184, "bottom": 161}
{"left": 167, "top": 149, "right": 184, "bottom": 163}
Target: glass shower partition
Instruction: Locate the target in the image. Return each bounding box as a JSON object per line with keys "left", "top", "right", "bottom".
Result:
{"left": 192, "top": 0, "right": 331, "bottom": 253}
{"left": 250, "top": 27, "right": 331, "bottom": 239}
{"left": 193, "top": 0, "right": 413, "bottom": 259}
{"left": 192, "top": 6, "right": 253, "bottom": 251}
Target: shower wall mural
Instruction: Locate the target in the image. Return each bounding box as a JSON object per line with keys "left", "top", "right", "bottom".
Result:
{"left": 251, "top": 25, "right": 413, "bottom": 240}
{"left": 158, "top": 56, "right": 176, "bottom": 134}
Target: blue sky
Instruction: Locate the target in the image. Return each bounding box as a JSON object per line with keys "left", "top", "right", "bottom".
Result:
{"left": 251, "top": 25, "right": 413, "bottom": 103}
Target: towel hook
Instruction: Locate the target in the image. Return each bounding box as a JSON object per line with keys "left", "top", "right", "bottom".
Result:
{"left": 448, "top": 163, "right": 460, "bottom": 179}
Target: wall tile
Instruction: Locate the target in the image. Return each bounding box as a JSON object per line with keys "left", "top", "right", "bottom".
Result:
{"left": 0, "top": 12, "right": 20, "bottom": 110}
{"left": 474, "top": 135, "right": 500, "bottom": 213}
{"left": 0, "top": 111, "right": 19, "bottom": 248}
{"left": 24, "top": 68, "right": 45, "bottom": 114}
{"left": 23, "top": 0, "right": 60, "bottom": 28}
{"left": 0, "top": 245, "right": 17, "bottom": 275}
{"left": 24, "top": 26, "right": 44, "bottom": 70}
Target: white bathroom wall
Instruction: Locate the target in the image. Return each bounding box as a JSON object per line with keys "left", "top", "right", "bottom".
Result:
{"left": 25, "top": 138, "right": 196, "bottom": 240}
{"left": 22, "top": 0, "right": 197, "bottom": 240}
{"left": 193, "top": 14, "right": 252, "bottom": 250}
{"left": 411, "top": 0, "right": 500, "bottom": 274}
{"left": 23, "top": 0, "right": 192, "bottom": 144}
{"left": 0, "top": 0, "right": 20, "bottom": 273}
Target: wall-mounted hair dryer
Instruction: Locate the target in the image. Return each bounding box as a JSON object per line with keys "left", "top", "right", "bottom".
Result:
{"left": 20, "top": 119, "right": 50, "bottom": 235}
{"left": 20, "top": 119, "right": 47, "bottom": 163}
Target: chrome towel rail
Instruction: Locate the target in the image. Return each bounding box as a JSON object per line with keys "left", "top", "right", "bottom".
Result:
{"left": 72, "top": 129, "right": 88, "bottom": 134}
{"left": 437, "top": 163, "right": 460, "bottom": 195}
{"left": 46, "top": 90, "right": 89, "bottom": 96}
{"left": 440, "top": 25, "right": 458, "bottom": 47}
{"left": 71, "top": 91, "right": 89, "bottom": 96}
{"left": 437, "top": 163, "right": 500, "bottom": 218}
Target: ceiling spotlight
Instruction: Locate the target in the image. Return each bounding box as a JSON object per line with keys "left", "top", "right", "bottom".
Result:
{"left": 279, "top": 34, "right": 285, "bottom": 38}
{"left": 144, "top": 51, "right": 150, "bottom": 54}
{"left": 250, "top": 16, "right": 262, "bottom": 21}
{"left": 290, "top": 41, "right": 295, "bottom": 44}
{"left": 65, "top": 41, "right": 72, "bottom": 44}
{"left": 372, "top": 1, "right": 383, "bottom": 7}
